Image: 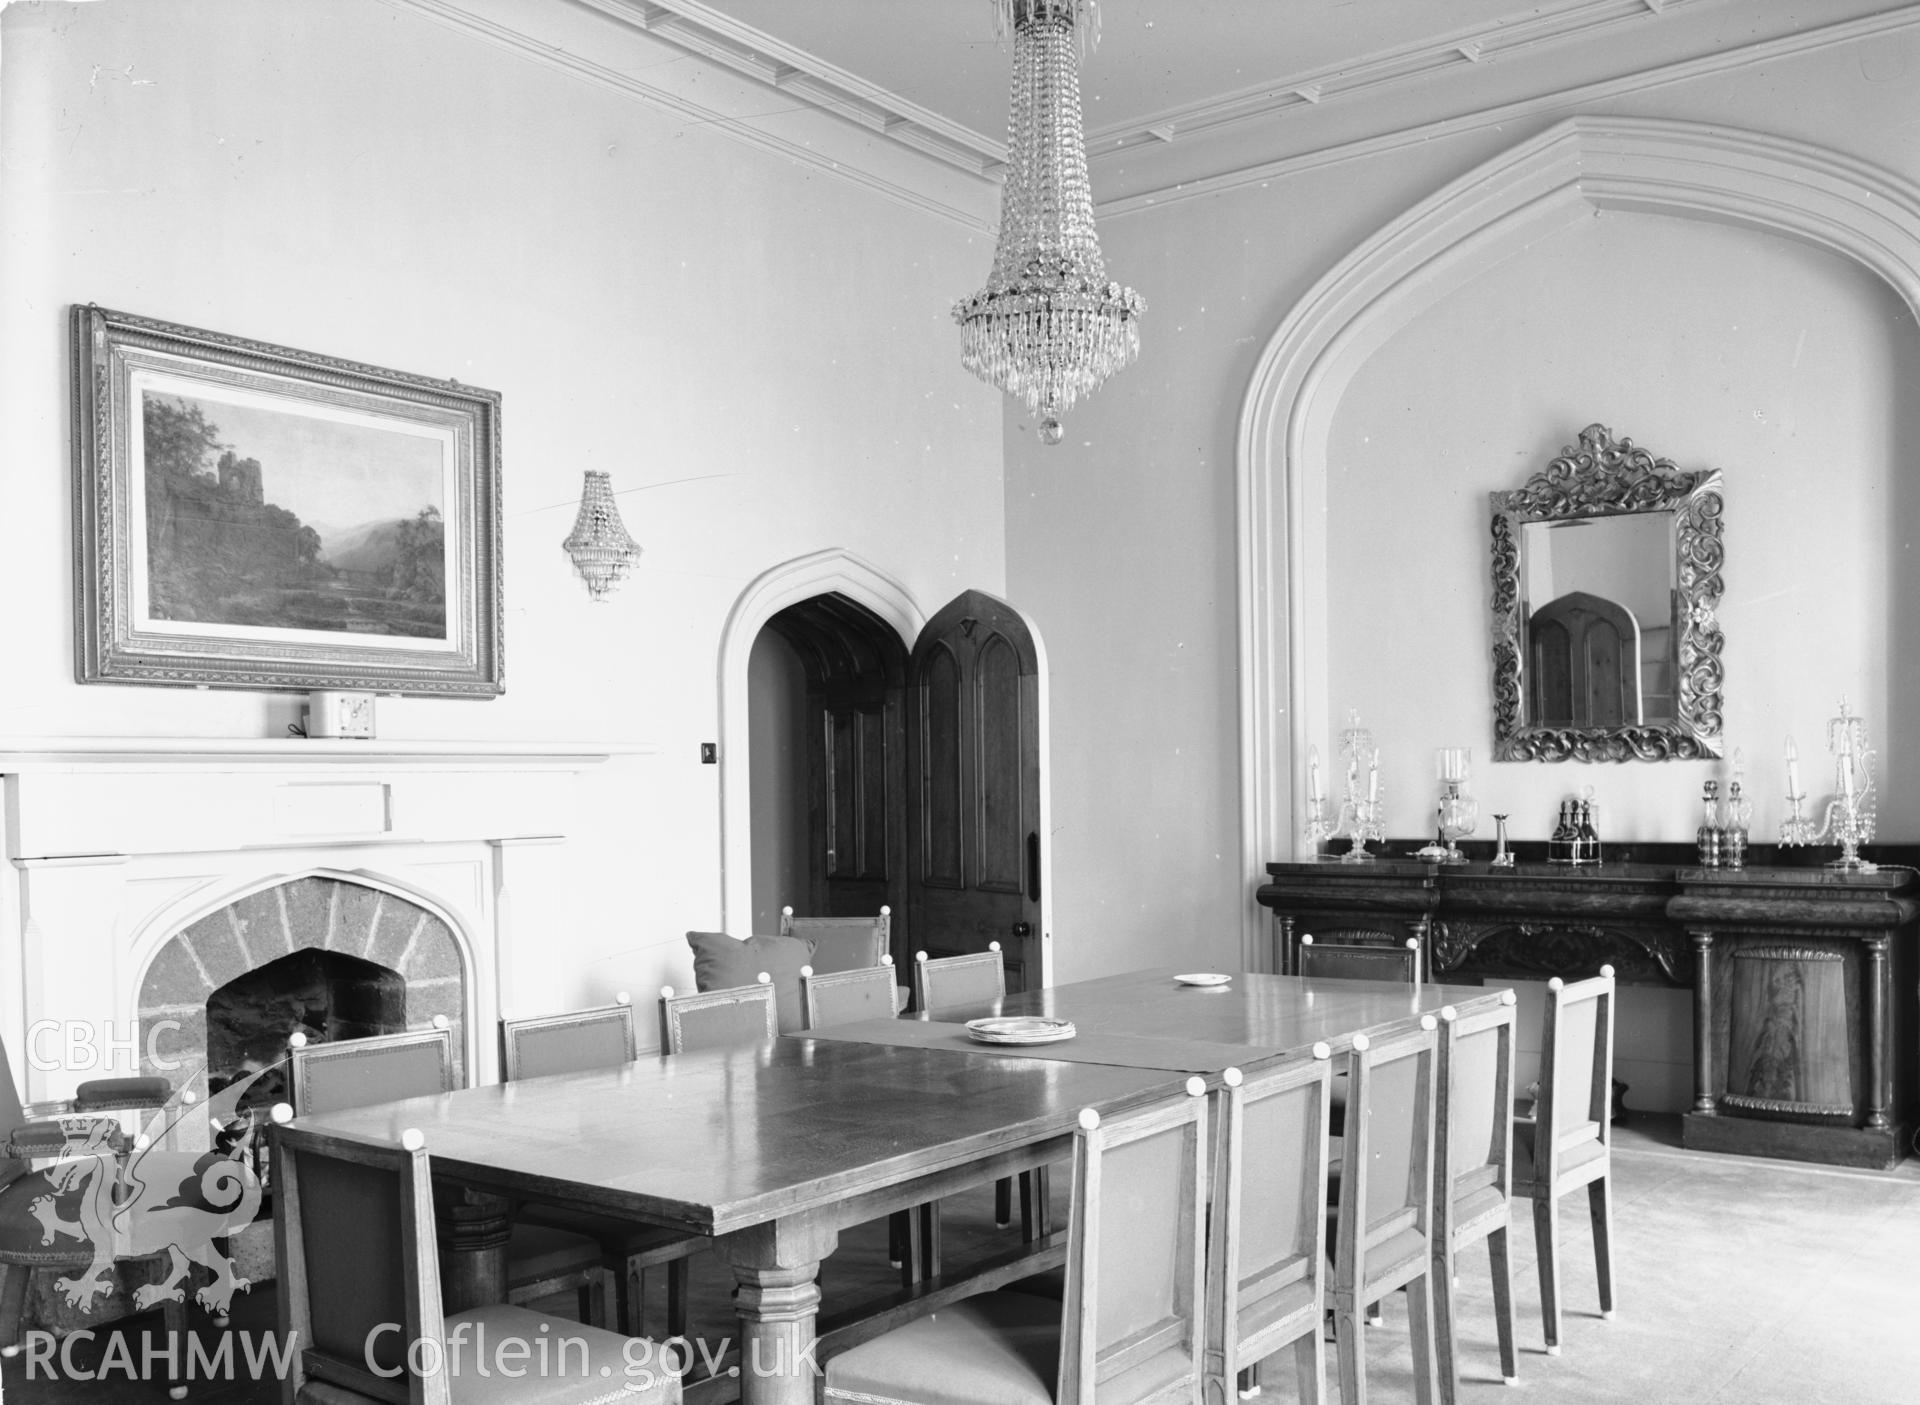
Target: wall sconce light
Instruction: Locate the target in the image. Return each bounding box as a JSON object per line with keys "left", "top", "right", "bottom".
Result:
{"left": 561, "top": 470, "right": 640, "bottom": 601}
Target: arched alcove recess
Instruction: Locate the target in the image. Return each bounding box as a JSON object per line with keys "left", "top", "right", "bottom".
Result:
{"left": 1235, "top": 115, "right": 1920, "bottom": 964}
{"left": 717, "top": 549, "right": 927, "bottom": 933}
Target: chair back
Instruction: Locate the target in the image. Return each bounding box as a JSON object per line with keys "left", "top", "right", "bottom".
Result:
{"left": 288, "top": 1026, "right": 455, "bottom": 1118}
{"left": 1297, "top": 934, "right": 1422, "bottom": 984}
{"left": 781, "top": 907, "right": 891, "bottom": 975}
{"left": 1535, "top": 967, "right": 1615, "bottom": 1190}
{"left": 801, "top": 962, "right": 901, "bottom": 1029}
{"left": 1207, "top": 1047, "right": 1334, "bottom": 1388}
{"left": 659, "top": 979, "right": 779, "bottom": 1054}
{"left": 1058, "top": 1078, "right": 1210, "bottom": 1405}
{"left": 913, "top": 945, "right": 1005, "bottom": 1013}
{"left": 1436, "top": 994, "right": 1517, "bottom": 1245}
{"left": 274, "top": 1118, "right": 445, "bottom": 1405}
{"left": 501, "top": 996, "right": 638, "bottom": 1081}
{"left": 1336, "top": 1017, "right": 1439, "bottom": 1302}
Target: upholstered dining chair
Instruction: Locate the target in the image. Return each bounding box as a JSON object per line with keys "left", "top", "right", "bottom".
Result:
{"left": 823, "top": 1077, "right": 1210, "bottom": 1405}
{"left": 800, "top": 959, "right": 902, "bottom": 1029}
{"left": 0, "top": 1032, "right": 191, "bottom": 1378}
{"left": 1206, "top": 1046, "right": 1336, "bottom": 1404}
{"left": 781, "top": 905, "right": 891, "bottom": 974}
{"left": 658, "top": 976, "right": 779, "bottom": 1055}
{"left": 913, "top": 943, "right": 1007, "bottom": 1013}
{"left": 500, "top": 995, "right": 705, "bottom": 1341}
{"left": 1514, "top": 966, "right": 1616, "bottom": 1355}
{"left": 270, "top": 1112, "right": 682, "bottom": 1405}
{"left": 288, "top": 1022, "right": 613, "bottom": 1328}
{"left": 1433, "top": 994, "right": 1520, "bottom": 1400}
{"left": 1297, "top": 933, "right": 1424, "bottom": 984}
{"left": 912, "top": 945, "right": 1030, "bottom": 1235}
{"left": 798, "top": 960, "right": 928, "bottom": 1283}
{"left": 1328, "top": 1016, "right": 1443, "bottom": 1405}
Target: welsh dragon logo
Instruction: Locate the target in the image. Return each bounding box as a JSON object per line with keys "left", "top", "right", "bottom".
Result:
{"left": 30, "top": 1062, "right": 278, "bottom": 1316}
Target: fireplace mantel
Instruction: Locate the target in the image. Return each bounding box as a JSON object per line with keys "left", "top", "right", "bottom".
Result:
{"left": 0, "top": 736, "right": 650, "bottom": 1101}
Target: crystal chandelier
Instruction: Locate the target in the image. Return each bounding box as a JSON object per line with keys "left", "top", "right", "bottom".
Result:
{"left": 955, "top": 0, "right": 1143, "bottom": 445}
{"left": 562, "top": 470, "right": 641, "bottom": 601}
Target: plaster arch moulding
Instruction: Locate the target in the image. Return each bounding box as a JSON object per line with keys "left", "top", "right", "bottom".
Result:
{"left": 1231, "top": 113, "right": 1920, "bottom": 967}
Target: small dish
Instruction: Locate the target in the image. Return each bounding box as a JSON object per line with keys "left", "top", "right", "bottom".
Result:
{"left": 1174, "top": 972, "right": 1233, "bottom": 987}
{"left": 965, "top": 1016, "right": 1077, "bottom": 1045}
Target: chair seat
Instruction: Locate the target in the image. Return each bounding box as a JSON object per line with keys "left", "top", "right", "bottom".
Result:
{"left": 444, "top": 1303, "right": 680, "bottom": 1404}
{"left": 825, "top": 1292, "right": 1059, "bottom": 1405}
{"left": 1513, "top": 1117, "right": 1607, "bottom": 1191}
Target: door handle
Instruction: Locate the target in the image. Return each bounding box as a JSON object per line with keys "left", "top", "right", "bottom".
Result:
{"left": 1011, "top": 922, "right": 1033, "bottom": 938}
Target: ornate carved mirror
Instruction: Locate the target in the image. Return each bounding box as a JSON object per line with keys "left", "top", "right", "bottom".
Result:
{"left": 1490, "top": 424, "right": 1724, "bottom": 761}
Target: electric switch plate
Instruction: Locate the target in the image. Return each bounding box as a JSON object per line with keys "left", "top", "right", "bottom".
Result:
{"left": 700, "top": 742, "right": 717, "bottom": 764}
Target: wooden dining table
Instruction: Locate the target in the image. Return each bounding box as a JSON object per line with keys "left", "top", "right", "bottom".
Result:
{"left": 278, "top": 968, "right": 1512, "bottom": 1405}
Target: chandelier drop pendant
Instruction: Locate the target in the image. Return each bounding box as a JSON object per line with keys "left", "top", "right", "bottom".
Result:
{"left": 562, "top": 470, "right": 642, "bottom": 601}
{"left": 955, "top": 0, "right": 1143, "bottom": 445}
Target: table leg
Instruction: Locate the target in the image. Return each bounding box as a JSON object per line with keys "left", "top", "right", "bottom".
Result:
{"left": 717, "top": 1218, "right": 840, "bottom": 1405}
{"left": 434, "top": 1185, "right": 511, "bottom": 1313}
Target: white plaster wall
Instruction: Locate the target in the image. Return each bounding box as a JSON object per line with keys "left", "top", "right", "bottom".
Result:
{"left": 1005, "top": 22, "right": 1920, "bottom": 1058}
{"left": 0, "top": 0, "right": 1004, "bottom": 1040}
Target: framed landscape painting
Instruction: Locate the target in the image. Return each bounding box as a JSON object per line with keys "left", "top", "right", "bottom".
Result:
{"left": 71, "top": 305, "right": 503, "bottom": 696}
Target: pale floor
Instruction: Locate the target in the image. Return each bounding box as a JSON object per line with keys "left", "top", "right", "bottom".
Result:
{"left": 5, "top": 1115, "right": 1918, "bottom": 1403}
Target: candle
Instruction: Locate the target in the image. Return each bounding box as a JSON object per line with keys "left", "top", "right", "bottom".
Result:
{"left": 1307, "top": 745, "right": 1323, "bottom": 806}
{"left": 1842, "top": 752, "right": 1857, "bottom": 806}
{"left": 1785, "top": 735, "right": 1801, "bottom": 798}
{"left": 1367, "top": 749, "right": 1380, "bottom": 803}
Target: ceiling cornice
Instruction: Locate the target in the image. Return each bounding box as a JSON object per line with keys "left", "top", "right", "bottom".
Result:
{"left": 382, "top": 0, "right": 1920, "bottom": 231}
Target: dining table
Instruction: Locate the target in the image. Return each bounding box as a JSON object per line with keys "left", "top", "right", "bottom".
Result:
{"left": 277, "top": 967, "right": 1513, "bottom": 1405}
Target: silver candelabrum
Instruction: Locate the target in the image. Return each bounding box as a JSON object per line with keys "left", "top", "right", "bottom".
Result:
{"left": 1780, "top": 699, "right": 1877, "bottom": 871}
{"left": 1305, "top": 710, "right": 1386, "bottom": 863}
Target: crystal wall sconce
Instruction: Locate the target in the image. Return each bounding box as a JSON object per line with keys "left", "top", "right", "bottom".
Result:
{"left": 562, "top": 470, "right": 640, "bottom": 601}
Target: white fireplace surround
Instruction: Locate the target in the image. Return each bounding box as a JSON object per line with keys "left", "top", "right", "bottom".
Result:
{"left": 0, "top": 737, "right": 641, "bottom": 1107}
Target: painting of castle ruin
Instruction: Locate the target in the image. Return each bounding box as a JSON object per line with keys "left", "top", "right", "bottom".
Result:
{"left": 141, "top": 390, "right": 449, "bottom": 639}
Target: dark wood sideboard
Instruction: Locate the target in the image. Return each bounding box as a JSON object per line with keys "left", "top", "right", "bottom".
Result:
{"left": 1257, "top": 855, "right": 1918, "bottom": 1169}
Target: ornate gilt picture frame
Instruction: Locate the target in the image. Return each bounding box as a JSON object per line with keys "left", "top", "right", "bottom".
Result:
{"left": 1490, "top": 424, "right": 1724, "bottom": 762}
{"left": 71, "top": 305, "right": 503, "bottom": 697}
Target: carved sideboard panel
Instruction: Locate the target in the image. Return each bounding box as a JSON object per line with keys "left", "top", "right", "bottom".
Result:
{"left": 1257, "top": 858, "right": 1918, "bottom": 1168}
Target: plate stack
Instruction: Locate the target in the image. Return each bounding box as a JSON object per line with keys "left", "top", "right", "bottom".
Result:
{"left": 964, "top": 1016, "right": 1077, "bottom": 1045}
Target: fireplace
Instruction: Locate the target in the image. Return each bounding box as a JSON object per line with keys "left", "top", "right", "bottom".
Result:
{"left": 0, "top": 737, "right": 631, "bottom": 1116}
{"left": 139, "top": 874, "right": 469, "bottom": 1112}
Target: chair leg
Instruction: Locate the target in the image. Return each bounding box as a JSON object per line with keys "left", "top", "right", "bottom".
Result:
{"left": 1019, "top": 1166, "right": 1053, "bottom": 1242}
{"left": 1432, "top": 1237, "right": 1460, "bottom": 1405}
{"left": 1487, "top": 1226, "right": 1518, "bottom": 1384}
{"left": 1332, "top": 1300, "right": 1367, "bottom": 1405}
{"left": 0, "top": 1265, "right": 32, "bottom": 1352}
{"left": 666, "top": 1257, "right": 691, "bottom": 1340}
{"left": 1588, "top": 1176, "right": 1615, "bottom": 1320}
{"left": 1532, "top": 1194, "right": 1563, "bottom": 1355}
{"left": 1405, "top": 1270, "right": 1438, "bottom": 1405}
{"left": 1294, "top": 1325, "right": 1327, "bottom": 1405}
{"left": 161, "top": 1294, "right": 190, "bottom": 1400}
{"left": 888, "top": 1209, "right": 910, "bottom": 1269}
{"left": 995, "top": 1176, "right": 1013, "bottom": 1229}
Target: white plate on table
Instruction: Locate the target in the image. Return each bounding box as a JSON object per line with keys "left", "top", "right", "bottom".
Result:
{"left": 965, "top": 1016, "right": 1077, "bottom": 1045}
{"left": 1174, "top": 972, "right": 1233, "bottom": 987}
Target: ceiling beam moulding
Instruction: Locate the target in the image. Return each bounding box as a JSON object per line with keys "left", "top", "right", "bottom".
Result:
{"left": 1083, "top": 0, "right": 1712, "bottom": 162}
{"left": 1096, "top": 2, "right": 1920, "bottom": 220}
{"left": 381, "top": 0, "right": 999, "bottom": 229}
{"left": 622, "top": 0, "right": 1004, "bottom": 171}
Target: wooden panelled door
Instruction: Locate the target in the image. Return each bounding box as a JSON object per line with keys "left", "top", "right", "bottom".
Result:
{"left": 906, "top": 591, "right": 1042, "bottom": 992}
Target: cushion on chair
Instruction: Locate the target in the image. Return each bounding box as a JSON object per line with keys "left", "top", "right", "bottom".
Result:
{"left": 824, "top": 1293, "right": 1059, "bottom": 1405}
{"left": 686, "top": 931, "right": 815, "bottom": 1034}
{"left": 444, "top": 1302, "right": 681, "bottom": 1404}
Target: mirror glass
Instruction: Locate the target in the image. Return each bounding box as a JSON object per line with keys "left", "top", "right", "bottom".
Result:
{"left": 1491, "top": 424, "right": 1724, "bottom": 762}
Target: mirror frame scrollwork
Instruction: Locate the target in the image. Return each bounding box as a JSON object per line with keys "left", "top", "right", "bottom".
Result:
{"left": 1490, "top": 423, "right": 1725, "bottom": 762}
